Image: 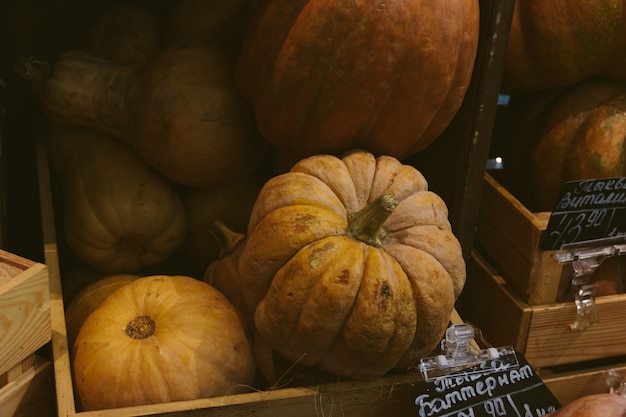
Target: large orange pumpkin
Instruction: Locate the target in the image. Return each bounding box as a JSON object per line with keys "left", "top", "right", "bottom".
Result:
{"left": 235, "top": 0, "right": 480, "bottom": 161}
{"left": 504, "top": 1, "right": 626, "bottom": 91}
{"left": 72, "top": 275, "right": 255, "bottom": 410}
{"left": 206, "top": 150, "right": 466, "bottom": 380}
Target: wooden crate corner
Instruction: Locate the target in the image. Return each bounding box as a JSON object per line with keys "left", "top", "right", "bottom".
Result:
{"left": 461, "top": 251, "right": 626, "bottom": 369}
{"left": 0, "top": 249, "right": 51, "bottom": 376}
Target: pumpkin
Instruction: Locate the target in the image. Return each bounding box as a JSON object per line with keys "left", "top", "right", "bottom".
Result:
{"left": 504, "top": 1, "right": 626, "bottom": 91}
{"left": 179, "top": 176, "right": 263, "bottom": 274}
{"left": 235, "top": 0, "right": 480, "bottom": 161}
{"left": 206, "top": 150, "right": 466, "bottom": 380}
{"left": 545, "top": 393, "right": 626, "bottom": 416}
{"left": 72, "top": 275, "right": 255, "bottom": 410}
{"left": 36, "top": 40, "right": 267, "bottom": 188}
{"left": 591, "top": 255, "right": 625, "bottom": 296}
{"left": 560, "top": 255, "right": 626, "bottom": 302}
{"left": 164, "top": 0, "right": 251, "bottom": 46}
{"left": 65, "top": 273, "right": 140, "bottom": 348}
{"left": 523, "top": 78, "right": 626, "bottom": 211}
{"left": 82, "top": 3, "right": 161, "bottom": 63}
{"left": 46, "top": 124, "right": 187, "bottom": 273}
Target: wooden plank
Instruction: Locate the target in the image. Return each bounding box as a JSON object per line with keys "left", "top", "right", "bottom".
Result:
{"left": 0, "top": 357, "right": 55, "bottom": 417}
{"left": 527, "top": 250, "right": 566, "bottom": 305}
{"left": 0, "top": 252, "right": 50, "bottom": 375}
{"left": 476, "top": 173, "right": 569, "bottom": 304}
{"left": 526, "top": 295, "right": 626, "bottom": 368}
{"left": 35, "top": 132, "right": 76, "bottom": 416}
{"left": 478, "top": 173, "right": 547, "bottom": 261}
{"left": 462, "top": 251, "right": 626, "bottom": 369}
{"left": 51, "top": 372, "right": 427, "bottom": 417}
{"left": 542, "top": 358, "right": 626, "bottom": 406}
{"left": 460, "top": 252, "right": 533, "bottom": 353}
{"left": 0, "top": 354, "right": 37, "bottom": 389}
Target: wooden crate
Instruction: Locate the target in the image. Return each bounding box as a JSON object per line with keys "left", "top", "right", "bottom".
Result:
{"left": 8, "top": 0, "right": 515, "bottom": 414}
{"left": 542, "top": 356, "right": 626, "bottom": 406}
{"left": 0, "top": 248, "right": 50, "bottom": 376}
{"left": 475, "top": 172, "right": 569, "bottom": 305}
{"left": 35, "top": 102, "right": 484, "bottom": 416}
{"left": 459, "top": 251, "right": 626, "bottom": 369}
{"left": 0, "top": 355, "right": 56, "bottom": 417}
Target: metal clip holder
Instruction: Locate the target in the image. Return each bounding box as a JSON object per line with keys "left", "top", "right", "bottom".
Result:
{"left": 419, "top": 324, "right": 518, "bottom": 382}
{"left": 555, "top": 236, "right": 626, "bottom": 330}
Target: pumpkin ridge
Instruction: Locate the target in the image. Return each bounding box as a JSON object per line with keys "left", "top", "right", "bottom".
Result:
{"left": 290, "top": 155, "right": 360, "bottom": 211}
{"left": 422, "top": 6, "right": 480, "bottom": 150}
{"left": 256, "top": 236, "right": 364, "bottom": 365}
{"left": 317, "top": 247, "right": 414, "bottom": 378}
{"left": 238, "top": 0, "right": 311, "bottom": 99}
{"left": 356, "top": 11, "right": 414, "bottom": 152}
{"left": 290, "top": 1, "right": 383, "bottom": 150}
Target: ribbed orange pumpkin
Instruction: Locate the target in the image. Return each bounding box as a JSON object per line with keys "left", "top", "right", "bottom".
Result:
{"left": 235, "top": 0, "right": 480, "bottom": 161}
{"left": 504, "top": 1, "right": 626, "bottom": 91}
{"left": 206, "top": 150, "right": 466, "bottom": 380}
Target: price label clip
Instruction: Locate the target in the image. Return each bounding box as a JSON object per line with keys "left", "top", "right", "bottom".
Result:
{"left": 418, "top": 323, "right": 519, "bottom": 382}
{"left": 555, "top": 235, "right": 626, "bottom": 330}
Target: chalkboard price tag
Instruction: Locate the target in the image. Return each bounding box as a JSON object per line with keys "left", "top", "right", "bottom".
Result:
{"left": 412, "top": 352, "right": 560, "bottom": 417}
{"left": 541, "top": 177, "right": 626, "bottom": 250}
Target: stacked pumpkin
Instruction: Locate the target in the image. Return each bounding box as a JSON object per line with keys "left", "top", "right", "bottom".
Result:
{"left": 488, "top": 4, "right": 626, "bottom": 412}
{"left": 498, "top": 0, "right": 626, "bottom": 212}
{"left": 26, "top": 0, "right": 478, "bottom": 411}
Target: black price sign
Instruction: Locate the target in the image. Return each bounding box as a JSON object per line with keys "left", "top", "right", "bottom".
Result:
{"left": 541, "top": 177, "right": 626, "bottom": 250}
{"left": 412, "top": 353, "right": 560, "bottom": 417}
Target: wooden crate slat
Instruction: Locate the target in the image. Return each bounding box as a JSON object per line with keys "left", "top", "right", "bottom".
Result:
{"left": 461, "top": 251, "right": 626, "bottom": 369}
{"left": 0, "top": 256, "right": 50, "bottom": 376}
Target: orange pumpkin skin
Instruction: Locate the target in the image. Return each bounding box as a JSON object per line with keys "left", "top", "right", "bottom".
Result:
{"left": 546, "top": 393, "right": 626, "bottom": 416}
{"left": 235, "top": 0, "right": 479, "bottom": 161}
{"left": 72, "top": 275, "right": 255, "bottom": 411}
{"left": 528, "top": 78, "right": 626, "bottom": 210}
{"left": 65, "top": 274, "right": 140, "bottom": 348}
{"left": 218, "top": 150, "right": 465, "bottom": 380}
{"left": 504, "top": 1, "right": 626, "bottom": 91}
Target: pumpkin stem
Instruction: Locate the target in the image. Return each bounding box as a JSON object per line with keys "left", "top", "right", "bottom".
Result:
{"left": 210, "top": 220, "right": 246, "bottom": 258}
{"left": 347, "top": 194, "right": 397, "bottom": 248}
{"left": 126, "top": 315, "right": 156, "bottom": 339}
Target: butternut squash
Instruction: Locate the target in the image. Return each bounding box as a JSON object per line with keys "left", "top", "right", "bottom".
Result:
{"left": 46, "top": 124, "right": 187, "bottom": 274}
{"left": 39, "top": 40, "right": 267, "bottom": 187}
